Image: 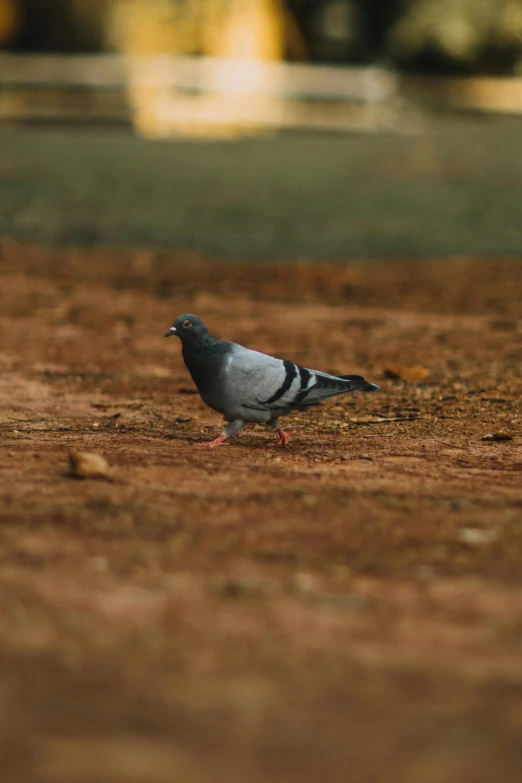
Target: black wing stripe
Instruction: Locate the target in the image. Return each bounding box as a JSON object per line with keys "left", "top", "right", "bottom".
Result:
{"left": 293, "top": 366, "right": 314, "bottom": 404}
{"left": 298, "top": 365, "right": 312, "bottom": 390}
{"left": 261, "top": 360, "right": 297, "bottom": 405}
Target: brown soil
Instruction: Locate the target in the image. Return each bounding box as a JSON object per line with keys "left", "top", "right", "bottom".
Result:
{"left": 1, "top": 242, "right": 522, "bottom": 783}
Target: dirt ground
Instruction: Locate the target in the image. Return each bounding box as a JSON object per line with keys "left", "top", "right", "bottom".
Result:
{"left": 1, "top": 242, "right": 522, "bottom": 783}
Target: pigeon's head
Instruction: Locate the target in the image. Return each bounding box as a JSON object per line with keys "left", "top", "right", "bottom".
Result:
{"left": 164, "top": 314, "right": 208, "bottom": 342}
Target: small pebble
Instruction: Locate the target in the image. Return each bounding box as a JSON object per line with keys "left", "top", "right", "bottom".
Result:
{"left": 89, "top": 556, "right": 108, "bottom": 572}
{"left": 215, "top": 576, "right": 279, "bottom": 599}
{"left": 293, "top": 572, "right": 318, "bottom": 593}
{"left": 68, "top": 451, "right": 111, "bottom": 479}
{"left": 450, "top": 498, "right": 465, "bottom": 511}
{"left": 415, "top": 565, "right": 437, "bottom": 581}
{"left": 458, "top": 527, "right": 498, "bottom": 546}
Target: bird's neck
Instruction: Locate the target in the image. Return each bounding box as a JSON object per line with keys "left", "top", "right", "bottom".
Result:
{"left": 182, "top": 334, "right": 226, "bottom": 392}
{"left": 185, "top": 333, "right": 222, "bottom": 357}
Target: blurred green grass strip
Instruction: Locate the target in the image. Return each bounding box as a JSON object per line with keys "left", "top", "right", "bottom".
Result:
{"left": 1, "top": 119, "right": 522, "bottom": 259}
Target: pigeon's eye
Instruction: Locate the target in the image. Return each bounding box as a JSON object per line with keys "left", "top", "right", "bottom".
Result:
{"left": 183, "top": 319, "right": 192, "bottom": 328}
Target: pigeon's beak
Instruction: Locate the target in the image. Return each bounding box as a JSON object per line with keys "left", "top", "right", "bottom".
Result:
{"left": 164, "top": 326, "right": 177, "bottom": 337}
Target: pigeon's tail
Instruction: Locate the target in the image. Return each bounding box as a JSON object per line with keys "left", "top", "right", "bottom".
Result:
{"left": 338, "top": 374, "right": 379, "bottom": 393}
{"left": 293, "top": 371, "right": 379, "bottom": 407}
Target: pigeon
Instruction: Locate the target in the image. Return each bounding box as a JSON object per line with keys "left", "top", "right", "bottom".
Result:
{"left": 165, "top": 314, "right": 379, "bottom": 447}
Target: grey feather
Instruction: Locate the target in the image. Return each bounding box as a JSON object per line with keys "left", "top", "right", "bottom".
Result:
{"left": 165, "top": 314, "right": 379, "bottom": 445}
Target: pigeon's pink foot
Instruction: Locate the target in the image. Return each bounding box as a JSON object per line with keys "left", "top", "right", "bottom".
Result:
{"left": 195, "top": 434, "right": 227, "bottom": 447}
{"left": 277, "top": 427, "right": 290, "bottom": 447}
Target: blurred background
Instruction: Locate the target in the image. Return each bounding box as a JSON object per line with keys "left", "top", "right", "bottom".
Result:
{"left": 3, "top": 0, "right": 522, "bottom": 71}
{"left": 1, "top": 0, "right": 522, "bottom": 258}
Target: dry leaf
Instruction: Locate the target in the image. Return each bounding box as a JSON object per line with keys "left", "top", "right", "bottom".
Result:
{"left": 384, "top": 365, "right": 430, "bottom": 382}
{"left": 481, "top": 431, "right": 513, "bottom": 442}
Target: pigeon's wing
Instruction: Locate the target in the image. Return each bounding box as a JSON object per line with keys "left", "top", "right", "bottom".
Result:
{"left": 222, "top": 345, "right": 377, "bottom": 412}
{"left": 221, "top": 346, "right": 315, "bottom": 411}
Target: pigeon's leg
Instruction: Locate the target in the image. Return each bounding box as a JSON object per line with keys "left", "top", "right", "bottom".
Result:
{"left": 194, "top": 434, "right": 227, "bottom": 448}
{"left": 195, "top": 419, "right": 244, "bottom": 447}
{"left": 269, "top": 417, "right": 290, "bottom": 447}
{"left": 277, "top": 428, "right": 290, "bottom": 446}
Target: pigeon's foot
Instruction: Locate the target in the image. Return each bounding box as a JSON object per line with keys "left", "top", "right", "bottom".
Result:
{"left": 195, "top": 434, "right": 227, "bottom": 448}
{"left": 277, "top": 427, "right": 290, "bottom": 447}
